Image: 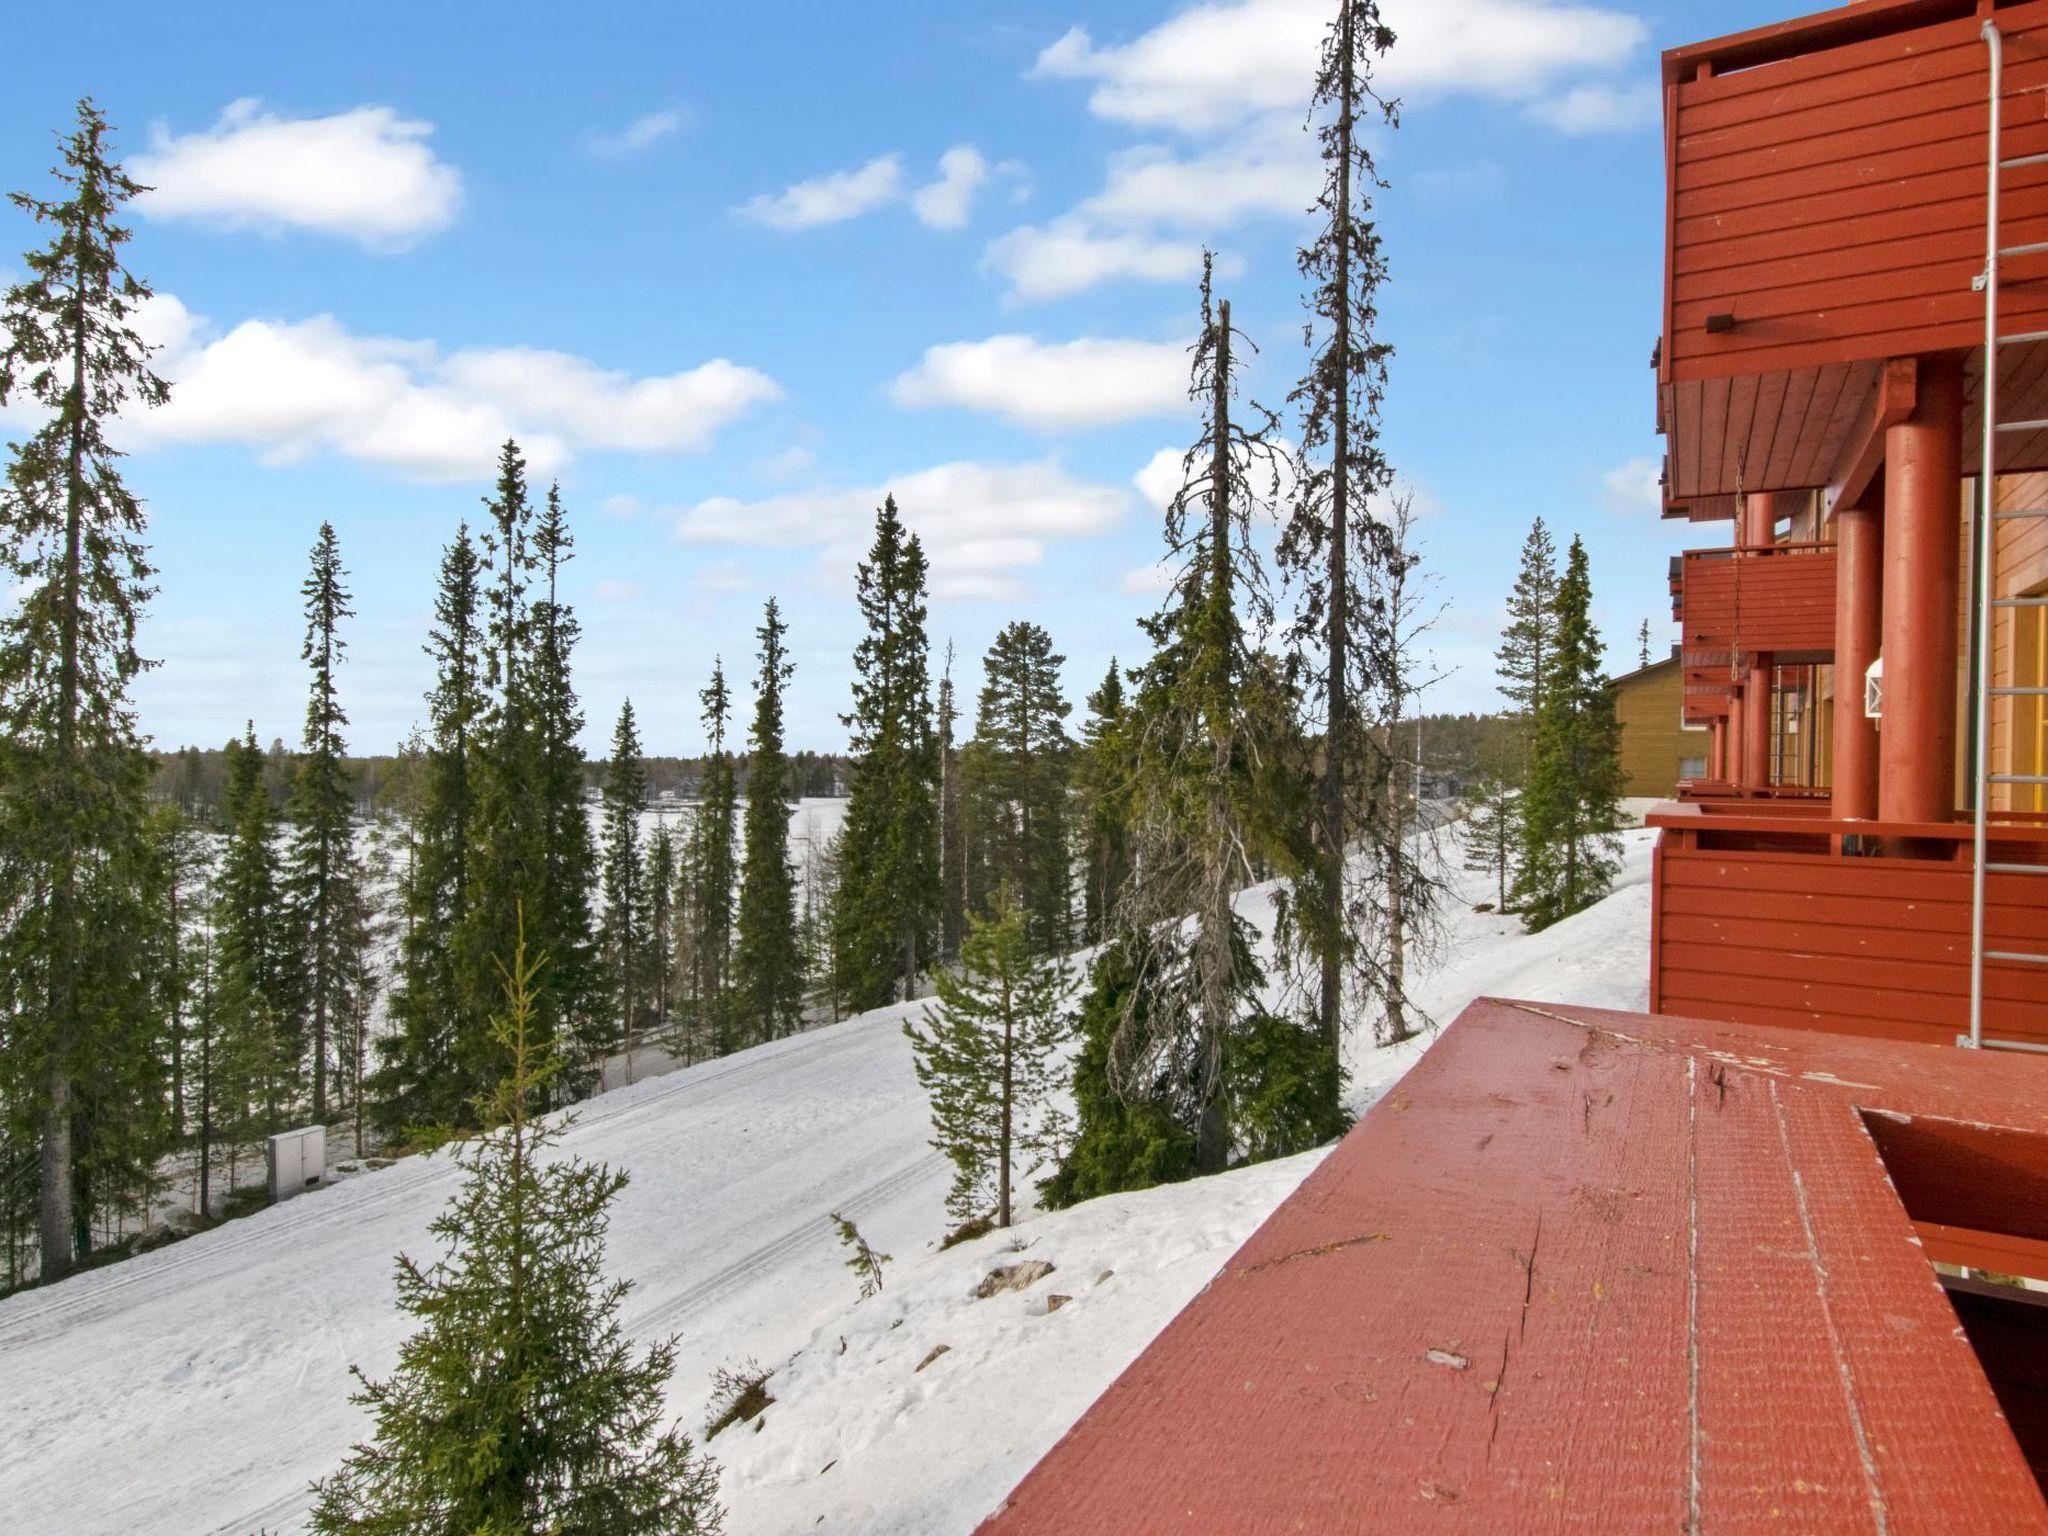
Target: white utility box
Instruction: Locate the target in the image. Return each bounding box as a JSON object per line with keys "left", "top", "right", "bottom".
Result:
{"left": 267, "top": 1125, "right": 326, "bottom": 1204}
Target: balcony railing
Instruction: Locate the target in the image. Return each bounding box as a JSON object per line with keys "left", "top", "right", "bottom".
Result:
{"left": 1678, "top": 540, "right": 1838, "bottom": 661}
{"left": 1649, "top": 802, "right": 2048, "bottom": 1051}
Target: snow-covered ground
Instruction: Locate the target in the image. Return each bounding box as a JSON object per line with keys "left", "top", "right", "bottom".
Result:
{"left": 0, "top": 827, "right": 1656, "bottom": 1536}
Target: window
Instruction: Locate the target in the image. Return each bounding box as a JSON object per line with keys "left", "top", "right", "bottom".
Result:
{"left": 2023, "top": 599, "right": 2046, "bottom": 815}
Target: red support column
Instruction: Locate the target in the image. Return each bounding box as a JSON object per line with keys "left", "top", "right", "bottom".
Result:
{"left": 1831, "top": 503, "right": 1883, "bottom": 820}
{"left": 1738, "top": 493, "right": 1776, "bottom": 791}
{"left": 1709, "top": 720, "right": 1726, "bottom": 782}
{"left": 1878, "top": 352, "right": 1964, "bottom": 827}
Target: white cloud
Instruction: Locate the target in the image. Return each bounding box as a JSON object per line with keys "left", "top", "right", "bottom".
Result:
{"left": 588, "top": 109, "right": 686, "bottom": 157}
{"left": 1530, "top": 81, "right": 1658, "bottom": 134}
{"left": 985, "top": 217, "right": 1216, "bottom": 303}
{"left": 1033, "top": 0, "right": 1647, "bottom": 133}
{"left": 675, "top": 459, "right": 1130, "bottom": 600}
{"left": 913, "top": 146, "right": 991, "bottom": 229}
{"left": 1135, "top": 446, "right": 1186, "bottom": 510}
{"left": 739, "top": 154, "right": 905, "bottom": 230}
{"left": 123, "top": 295, "right": 780, "bottom": 482}
{"left": 132, "top": 99, "right": 462, "bottom": 250}
{"left": 1601, "top": 454, "right": 1664, "bottom": 515}
{"left": 1083, "top": 135, "right": 1319, "bottom": 228}
{"left": 439, "top": 349, "right": 781, "bottom": 454}
{"left": 595, "top": 579, "right": 643, "bottom": 604}
{"left": 891, "top": 335, "right": 1189, "bottom": 432}
{"left": 695, "top": 560, "right": 753, "bottom": 594}
{"left": 1121, "top": 559, "right": 1176, "bottom": 596}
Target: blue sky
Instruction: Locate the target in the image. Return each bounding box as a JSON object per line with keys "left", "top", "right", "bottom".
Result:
{"left": 0, "top": 0, "right": 1794, "bottom": 755}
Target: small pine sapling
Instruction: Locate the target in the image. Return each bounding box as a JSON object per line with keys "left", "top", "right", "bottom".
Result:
{"left": 903, "top": 894, "right": 1070, "bottom": 1229}
{"left": 309, "top": 916, "right": 723, "bottom": 1536}
{"left": 830, "top": 1210, "right": 890, "bottom": 1301}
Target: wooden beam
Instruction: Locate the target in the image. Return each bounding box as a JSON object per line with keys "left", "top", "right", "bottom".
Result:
{"left": 1827, "top": 356, "right": 1917, "bottom": 517}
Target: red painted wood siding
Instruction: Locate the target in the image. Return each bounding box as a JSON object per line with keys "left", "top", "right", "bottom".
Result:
{"left": 1665, "top": 0, "right": 2048, "bottom": 385}
{"left": 1653, "top": 830, "right": 2048, "bottom": 1047}
{"left": 1680, "top": 543, "right": 1838, "bottom": 657}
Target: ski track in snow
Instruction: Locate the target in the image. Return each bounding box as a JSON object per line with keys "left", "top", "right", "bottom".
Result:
{"left": 0, "top": 826, "right": 1658, "bottom": 1536}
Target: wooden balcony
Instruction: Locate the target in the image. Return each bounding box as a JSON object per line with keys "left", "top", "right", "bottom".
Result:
{"left": 1650, "top": 801, "right": 2048, "bottom": 1050}
{"left": 1679, "top": 541, "right": 1836, "bottom": 658}
{"left": 1658, "top": 0, "right": 2048, "bottom": 516}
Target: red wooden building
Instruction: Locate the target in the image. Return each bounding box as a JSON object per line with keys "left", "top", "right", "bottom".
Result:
{"left": 967, "top": 4, "right": 2048, "bottom": 1530}
{"left": 1653, "top": 0, "right": 2048, "bottom": 1052}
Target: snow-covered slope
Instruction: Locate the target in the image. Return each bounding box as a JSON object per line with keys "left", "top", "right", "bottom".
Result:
{"left": 0, "top": 829, "right": 1656, "bottom": 1536}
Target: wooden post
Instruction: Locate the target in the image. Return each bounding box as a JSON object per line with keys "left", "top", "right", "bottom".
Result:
{"left": 1832, "top": 502, "right": 1883, "bottom": 820}
{"left": 1879, "top": 352, "right": 1964, "bottom": 826}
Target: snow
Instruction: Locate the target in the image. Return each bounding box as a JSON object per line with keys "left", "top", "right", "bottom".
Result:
{"left": 0, "top": 826, "right": 1657, "bottom": 1536}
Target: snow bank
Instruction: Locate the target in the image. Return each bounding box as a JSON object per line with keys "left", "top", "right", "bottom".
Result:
{"left": 713, "top": 1151, "right": 1321, "bottom": 1535}
{"left": 0, "top": 825, "right": 1657, "bottom": 1536}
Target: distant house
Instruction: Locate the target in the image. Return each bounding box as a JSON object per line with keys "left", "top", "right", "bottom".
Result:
{"left": 1609, "top": 653, "right": 1705, "bottom": 799}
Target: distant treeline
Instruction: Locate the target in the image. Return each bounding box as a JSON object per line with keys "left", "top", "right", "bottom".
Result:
{"left": 147, "top": 742, "right": 852, "bottom": 821}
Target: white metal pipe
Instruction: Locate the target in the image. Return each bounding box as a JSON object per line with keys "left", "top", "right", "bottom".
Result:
{"left": 1972, "top": 21, "right": 2003, "bottom": 1051}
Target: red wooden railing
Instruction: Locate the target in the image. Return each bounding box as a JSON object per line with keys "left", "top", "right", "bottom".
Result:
{"left": 1650, "top": 802, "right": 2048, "bottom": 1051}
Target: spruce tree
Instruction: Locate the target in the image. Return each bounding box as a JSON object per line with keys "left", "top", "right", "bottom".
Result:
{"left": 833, "top": 497, "right": 939, "bottom": 1011}
{"left": 685, "top": 661, "right": 737, "bottom": 1053}
{"left": 529, "top": 485, "right": 603, "bottom": 1078}
{"left": 377, "top": 527, "right": 485, "bottom": 1134}
{"left": 903, "top": 896, "right": 1068, "bottom": 1229}
{"left": 961, "top": 621, "right": 1074, "bottom": 955}
{"left": 1113, "top": 259, "right": 1323, "bottom": 1175}
{"left": 1362, "top": 492, "right": 1442, "bottom": 1045}
{"left": 1280, "top": 0, "right": 1398, "bottom": 1070}
{"left": 1075, "top": 661, "right": 1132, "bottom": 947}
{"left": 0, "top": 99, "right": 169, "bottom": 1280}
{"left": 1513, "top": 536, "right": 1624, "bottom": 930}
{"left": 600, "top": 700, "right": 652, "bottom": 1051}
{"left": 1496, "top": 517, "right": 1561, "bottom": 717}
{"left": 216, "top": 725, "right": 297, "bottom": 1132}
{"left": 1637, "top": 616, "right": 1653, "bottom": 671}
{"left": 935, "top": 644, "right": 965, "bottom": 964}
{"left": 1461, "top": 755, "right": 1519, "bottom": 911}
{"left": 731, "top": 599, "right": 804, "bottom": 1043}
{"left": 644, "top": 820, "right": 678, "bottom": 1036}
{"left": 284, "top": 522, "right": 364, "bottom": 1123}
{"left": 456, "top": 442, "right": 593, "bottom": 1107}
{"left": 309, "top": 924, "right": 724, "bottom": 1536}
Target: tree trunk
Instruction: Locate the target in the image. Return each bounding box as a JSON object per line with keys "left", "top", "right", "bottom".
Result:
{"left": 1320, "top": 4, "right": 1356, "bottom": 1077}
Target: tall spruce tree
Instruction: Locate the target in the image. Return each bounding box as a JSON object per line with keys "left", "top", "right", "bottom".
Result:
{"left": 961, "top": 621, "right": 1073, "bottom": 954}
{"left": 935, "top": 644, "right": 966, "bottom": 964}
{"left": 1361, "top": 492, "right": 1442, "bottom": 1045}
{"left": 644, "top": 820, "right": 678, "bottom": 1035}
{"left": 686, "top": 661, "right": 737, "bottom": 1053}
{"left": 1111, "top": 259, "right": 1326, "bottom": 1175}
{"left": 903, "top": 896, "right": 1068, "bottom": 1229}
{"left": 731, "top": 599, "right": 804, "bottom": 1043}
{"left": 455, "top": 442, "right": 590, "bottom": 1107}
{"left": 0, "top": 99, "right": 169, "bottom": 1281}
{"left": 600, "top": 700, "right": 652, "bottom": 1050}
{"left": 1496, "top": 517, "right": 1561, "bottom": 718}
{"left": 528, "top": 485, "right": 603, "bottom": 1075}
{"left": 284, "top": 522, "right": 364, "bottom": 1122}
{"left": 377, "top": 526, "right": 485, "bottom": 1134}
{"left": 832, "top": 497, "right": 939, "bottom": 1011}
{"left": 1280, "top": 0, "right": 1399, "bottom": 1072}
{"left": 309, "top": 925, "right": 724, "bottom": 1536}
{"left": 1075, "top": 661, "right": 1133, "bottom": 947}
{"left": 216, "top": 725, "right": 297, "bottom": 1133}
{"left": 1513, "top": 536, "right": 1624, "bottom": 929}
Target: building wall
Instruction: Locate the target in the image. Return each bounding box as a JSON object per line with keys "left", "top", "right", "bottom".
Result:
{"left": 1614, "top": 660, "right": 1702, "bottom": 797}
{"left": 1993, "top": 471, "right": 2048, "bottom": 814}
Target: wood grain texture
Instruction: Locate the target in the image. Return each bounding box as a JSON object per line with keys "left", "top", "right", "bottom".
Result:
{"left": 973, "top": 999, "right": 2048, "bottom": 1534}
